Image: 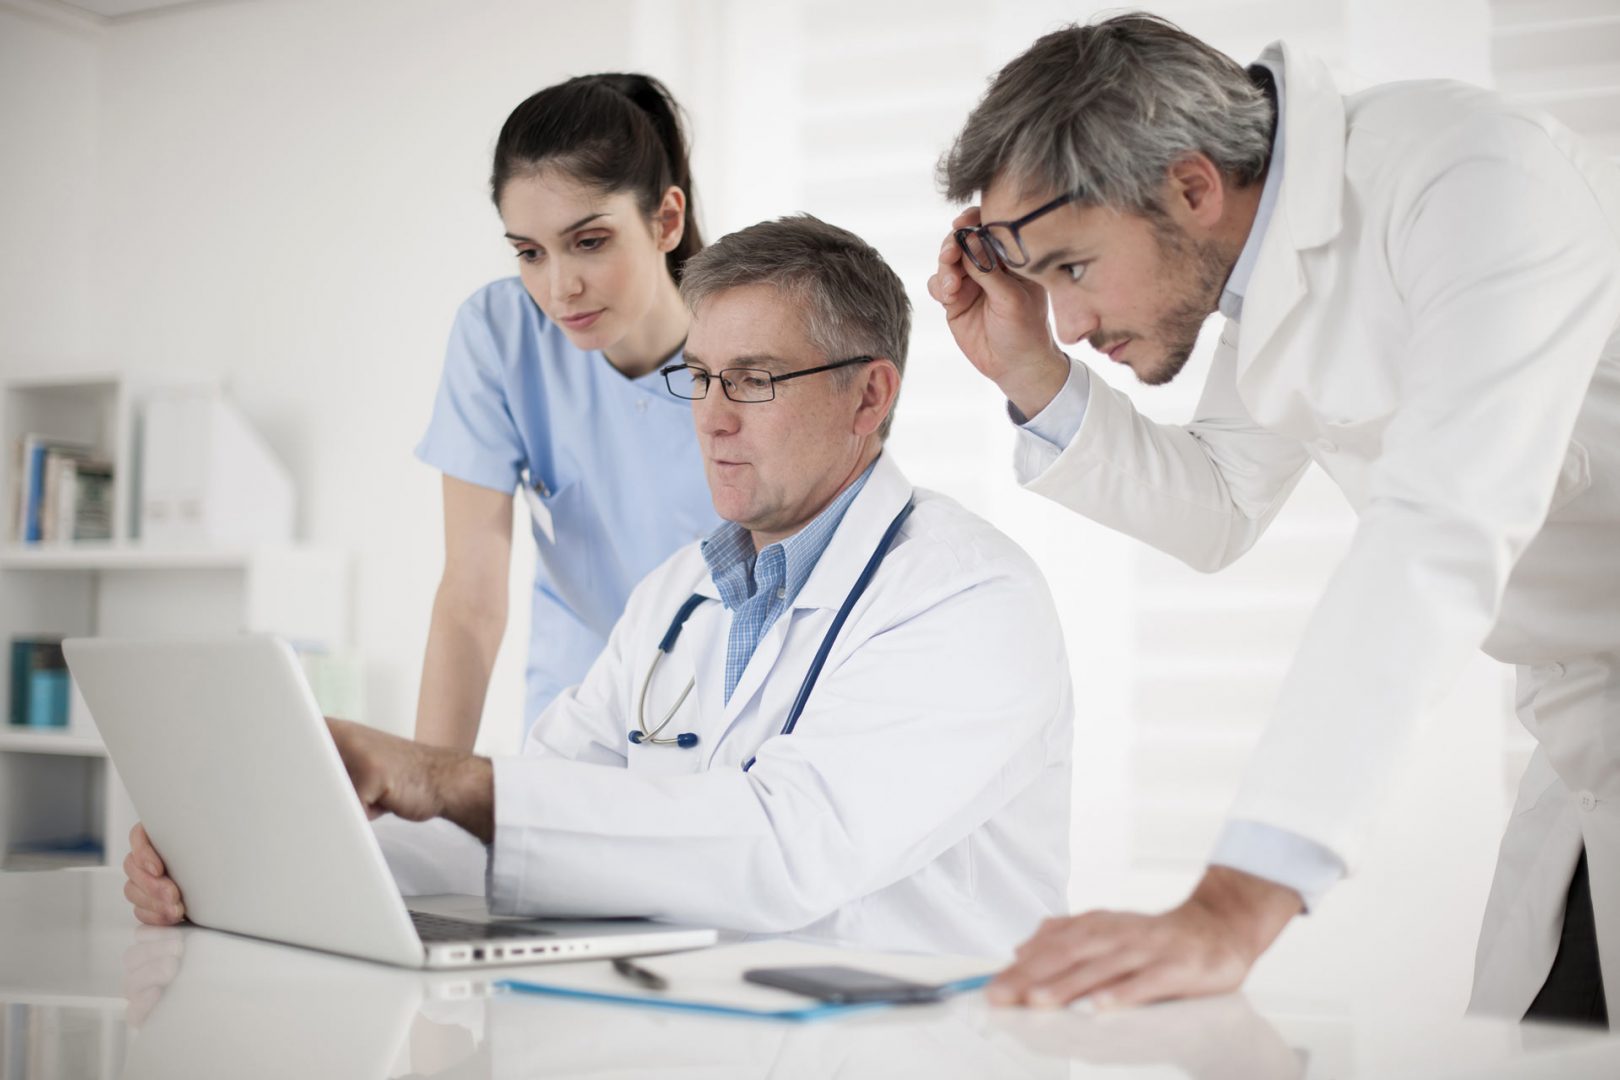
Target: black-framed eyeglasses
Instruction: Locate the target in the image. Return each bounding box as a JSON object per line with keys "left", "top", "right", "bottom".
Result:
{"left": 660, "top": 356, "right": 875, "bottom": 403}
{"left": 953, "top": 191, "right": 1079, "bottom": 272}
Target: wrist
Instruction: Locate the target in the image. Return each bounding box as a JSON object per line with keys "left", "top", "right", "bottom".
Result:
{"left": 431, "top": 750, "right": 495, "bottom": 845}
{"left": 998, "top": 347, "right": 1071, "bottom": 421}
{"left": 1188, "top": 865, "right": 1303, "bottom": 963}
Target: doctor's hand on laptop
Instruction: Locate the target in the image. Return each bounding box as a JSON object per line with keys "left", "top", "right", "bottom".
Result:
{"left": 325, "top": 718, "right": 494, "bottom": 844}
{"left": 122, "top": 717, "right": 496, "bottom": 925}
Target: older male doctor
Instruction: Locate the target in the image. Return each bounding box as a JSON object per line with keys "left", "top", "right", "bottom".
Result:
{"left": 124, "top": 215, "right": 1073, "bottom": 957}
{"left": 930, "top": 14, "right": 1620, "bottom": 1021}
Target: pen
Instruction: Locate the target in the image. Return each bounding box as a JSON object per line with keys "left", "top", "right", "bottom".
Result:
{"left": 612, "top": 956, "right": 668, "bottom": 991}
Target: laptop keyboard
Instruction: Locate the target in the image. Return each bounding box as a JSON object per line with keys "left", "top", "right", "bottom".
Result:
{"left": 410, "top": 911, "right": 556, "bottom": 943}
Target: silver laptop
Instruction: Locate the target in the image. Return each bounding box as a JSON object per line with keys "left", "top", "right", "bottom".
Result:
{"left": 63, "top": 634, "right": 717, "bottom": 969}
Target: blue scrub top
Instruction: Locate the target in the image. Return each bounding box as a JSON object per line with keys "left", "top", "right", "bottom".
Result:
{"left": 417, "top": 277, "right": 718, "bottom": 734}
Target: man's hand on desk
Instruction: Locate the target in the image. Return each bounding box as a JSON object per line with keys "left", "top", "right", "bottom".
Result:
{"left": 986, "top": 866, "right": 1302, "bottom": 1009}
{"left": 123, "top": 822, "right": 186, "bottom": 926}
{"left": 325, "top": 719, "right": 495, "bottom": 845}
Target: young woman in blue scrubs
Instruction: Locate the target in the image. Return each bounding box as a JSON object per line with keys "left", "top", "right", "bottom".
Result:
{"left": 414, "top": 74, "right": 717, "bottom": 750}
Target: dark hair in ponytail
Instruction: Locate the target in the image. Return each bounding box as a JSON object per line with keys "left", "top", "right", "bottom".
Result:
{"left": 491, "top": 73, "right": 702, "bottom": 282}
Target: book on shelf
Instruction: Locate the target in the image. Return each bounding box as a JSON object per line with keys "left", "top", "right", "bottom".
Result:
{"left": 10, "top": 435, "right": 114, "bottom": 544}
{"left": 65, "top": 458, "right": 113, "bottom": 541}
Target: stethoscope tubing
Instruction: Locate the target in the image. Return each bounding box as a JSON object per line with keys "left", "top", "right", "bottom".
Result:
{"left": 774, "top": 498, "right": 915, "bottom": 743}
{"left": 630, "top": 496, "right": 917, "bottom": 767}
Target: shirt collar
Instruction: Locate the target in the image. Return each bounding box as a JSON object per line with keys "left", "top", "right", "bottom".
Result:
{"left": 1219, "top": 58, "right": 1286, "bottom": 322}
{"left": 700, "top": 458, "right": 877, "bottom": 612}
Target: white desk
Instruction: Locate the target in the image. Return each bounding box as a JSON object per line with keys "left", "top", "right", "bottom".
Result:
{"left": 2, "top": 869, "right": 1617, "bottom": 1079}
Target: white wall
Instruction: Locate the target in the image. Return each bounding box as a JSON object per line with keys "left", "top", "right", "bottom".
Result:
{"left": 0, "top": 2, "right": 101, "bottom": 362}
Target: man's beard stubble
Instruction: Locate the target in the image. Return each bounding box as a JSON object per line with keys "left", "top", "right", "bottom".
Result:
{"left": 1136, "top": 221, "right": 1231, "bottom": 386}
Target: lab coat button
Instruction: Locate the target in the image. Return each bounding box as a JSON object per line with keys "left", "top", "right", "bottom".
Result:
{"left": 1579, "top": 791, "right": 1597, "bottom": 811}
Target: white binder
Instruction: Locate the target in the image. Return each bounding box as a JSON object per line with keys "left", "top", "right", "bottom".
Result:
{"left": 139, "top": 386, "right": 294, "bottom": 546}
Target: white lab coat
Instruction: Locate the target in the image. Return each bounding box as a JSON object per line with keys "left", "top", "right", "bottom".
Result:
{"left": 1014, "top": 42, "right": 1620, "bottom": 1017}
{"left": 485, "top": 453, "right": 1074, "bottom": 957}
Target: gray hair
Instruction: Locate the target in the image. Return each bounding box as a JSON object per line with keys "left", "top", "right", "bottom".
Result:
{"left": 939, "top": 13, "right": 1274, "bottom": 211}
{"left": 680, "top": 214, "right": 911, "bottom": 439}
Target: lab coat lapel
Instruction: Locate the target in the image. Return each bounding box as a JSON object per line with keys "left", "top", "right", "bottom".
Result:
{"left": 1236, "top": 43, "right": 1347, "bottom": 383}
{"left": 717, "top": 453, "right": 916, "bottom": 730}
{"left": 720, "top": 611, "right": 790, "bottom": 728}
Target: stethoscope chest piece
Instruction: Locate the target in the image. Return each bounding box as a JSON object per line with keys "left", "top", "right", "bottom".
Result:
{"left": 629, "top": 728, "right": 698, "bottom": 748}
{"left": 628, "top": 593, "right": 708, "bottom": 749}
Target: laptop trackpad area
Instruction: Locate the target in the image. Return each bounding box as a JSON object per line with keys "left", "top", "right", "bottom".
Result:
{"left": 406, "top": 894, "right": 520, "bottom": 923}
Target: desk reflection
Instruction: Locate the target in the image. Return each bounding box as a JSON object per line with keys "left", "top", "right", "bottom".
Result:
{"left": 117, "top": 925, "right": 1067, "bottom": 1079}
{"left": 72, "top": 913, "right": 1615, "bottom": 1080}
{"left": 990, "top": 995, "right": 1307, "bottom": 1080}
{"left": 118, "top": 927, "right": 435, "bottom": 1078}
{"left": 6, "top": 869, "right": 1617, "bottom": 1080}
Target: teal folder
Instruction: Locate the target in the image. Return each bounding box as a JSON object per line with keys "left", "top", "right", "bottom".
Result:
{"left": 493, "top": 942, "right": 999, "bottom": 1022}
{"left": 498, "top": 973, "right": 992, "bottom": 1022}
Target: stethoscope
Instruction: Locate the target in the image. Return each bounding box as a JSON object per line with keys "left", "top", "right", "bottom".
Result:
{"left": 630, "top": 497, "right": 916, "bottom": 771}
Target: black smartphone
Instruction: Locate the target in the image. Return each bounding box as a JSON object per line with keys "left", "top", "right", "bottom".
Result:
{"left": 742, "top": 964, "right": 942, "bottom": 1005}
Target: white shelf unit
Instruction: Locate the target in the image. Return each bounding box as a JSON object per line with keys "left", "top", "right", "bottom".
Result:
{"left": 0, "top": 374, "right": 350, "bottom": 874}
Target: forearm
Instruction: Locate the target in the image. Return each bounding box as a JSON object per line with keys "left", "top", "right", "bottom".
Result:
{"left": 488, "top": 619, "right": 1065, "bottom": 929}
{"left": 996, "top": 343, "right": 1073, "bottom": 420}
{"left": 1019, "top": 351, "right": 1309, "bottom": 572}
{"left": 415, "top": 592, "right": 506, "bottom": 750}
{"left": 488, "top": 757, "right": 792, "bottom": 926}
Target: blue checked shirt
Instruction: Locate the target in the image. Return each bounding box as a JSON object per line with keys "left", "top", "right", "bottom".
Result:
{"left": 700, "top": 460, "right": 876, "bottom": 702}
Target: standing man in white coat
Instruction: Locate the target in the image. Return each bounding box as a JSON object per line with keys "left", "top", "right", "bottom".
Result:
{"left": 124, "top": 215, "right": 1074, "bottom": 958}
{"left": 929, "top": 14, "right": 1620, "bottom": 1024}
